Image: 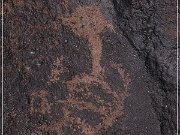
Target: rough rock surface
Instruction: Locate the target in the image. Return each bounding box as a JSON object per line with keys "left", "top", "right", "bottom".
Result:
{"left": 112, "top": 0, "right": 177, "bottom": 134}
{"left": 4, "top": 0, "right": 177, "bottom": 135}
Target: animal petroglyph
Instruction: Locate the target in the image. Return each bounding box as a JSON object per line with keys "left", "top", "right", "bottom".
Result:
{"left": 31, "top": 5, "right": 131, "bottom": 135}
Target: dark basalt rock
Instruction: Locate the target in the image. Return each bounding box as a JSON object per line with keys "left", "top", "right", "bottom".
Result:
{"left": 112, "top": 0, "right": 177, "bottom": 90}
{"left": 112, "top": 0, "right": 177, "bottom": 134}
{"left": 3, "top": 0, "right": 177, "bottom": 135}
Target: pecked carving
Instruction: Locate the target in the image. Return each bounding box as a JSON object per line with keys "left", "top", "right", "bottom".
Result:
{"left": 30, "top": 5, "right": 131, "bottom": 135}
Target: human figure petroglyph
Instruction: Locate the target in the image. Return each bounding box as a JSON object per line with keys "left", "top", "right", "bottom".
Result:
{"left": 32, "top": 5, "right": 131, "bottom": 135}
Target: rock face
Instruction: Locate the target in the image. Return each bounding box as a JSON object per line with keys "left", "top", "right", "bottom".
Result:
{"left": 112, "top": 0, "right": 177, "bottom": 134}
{"left": 4, "top": 0, "right": 177, "bottom": 135}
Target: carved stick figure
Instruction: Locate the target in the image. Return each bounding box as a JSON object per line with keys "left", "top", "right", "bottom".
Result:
{"left": 37, "top": 5, "right": 131, "bottom": 135}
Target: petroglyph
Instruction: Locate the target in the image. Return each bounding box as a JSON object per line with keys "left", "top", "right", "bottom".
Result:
{"left": 37, "top": 63, "right": 130, "bottom": 134}
{"left": 5, "top": 0, "right": 176, "bottom": 134}
{"left": 32, "top": 5, "right": 131, "bottom": 135}
{"left": 62, "top": 5, "right": 115, "bottom": 75}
